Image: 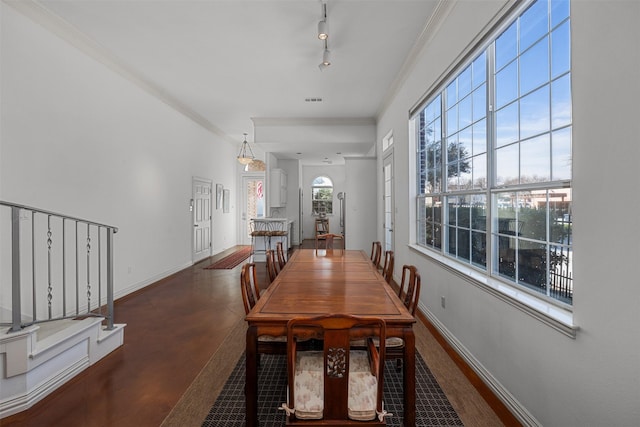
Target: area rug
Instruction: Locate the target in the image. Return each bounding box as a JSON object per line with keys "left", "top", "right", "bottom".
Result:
{"left": 204, "top": 246, "right": 252, "bottom": 269}
{"left": 202, "top": 353, "right": 464, "bottom": 427}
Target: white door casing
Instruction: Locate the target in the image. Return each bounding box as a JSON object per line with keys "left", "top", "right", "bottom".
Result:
{"left": 193, "top": 178, "right": 212, "bottom": 263}
{"left": 383, "top": 152, "right": 395, "bottom": 254}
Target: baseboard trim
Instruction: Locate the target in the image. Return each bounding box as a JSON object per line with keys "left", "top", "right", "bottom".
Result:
{"left": 0, "top": 356, "right": 89, "bottom": 419}
{"left": 114, "top": 261, "right": 192, "bottom": 302}
{"left": 417, "top": 307, "right": 541, "bottom": 427}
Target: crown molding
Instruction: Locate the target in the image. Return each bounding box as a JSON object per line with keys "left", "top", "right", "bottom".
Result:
{"left": 376, "top": 0, "right": 456, "bottom": 118}
{"left": 4, "top": 0, "right": 235, "bottom": 146}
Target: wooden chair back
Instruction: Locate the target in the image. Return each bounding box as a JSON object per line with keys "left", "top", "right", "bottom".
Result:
{"left": 276, "top": 241, "right": 287, "bottom": 270}
{"left": 398, "top": 265, "right": 421, "bottom": 316}
{"left": 315, "top": 233, "right": 344, "bottom": 253}
{"left": 241, "top": 262, "right": 287, "bottom": 362}
{"left": 284, "top": 314, "right": 387, "bottom": 424}
{"left": 240, "top": 263, "right": 260, "bottom": 314}
{"left": 370, "top": 241, "right": 382, "bottom": 269}
{"left": 381, "top": 250, "right": 394, "bottom": 284}
{"left": 266, "top": 249, "right": 279, "bottom": 283}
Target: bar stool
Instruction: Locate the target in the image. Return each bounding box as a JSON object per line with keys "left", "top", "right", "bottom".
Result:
{"left": 250, "top": 220, "right": 271, "bottom": 259}
{"left": 268, "top": 221, "right": 288, "bottom": 261}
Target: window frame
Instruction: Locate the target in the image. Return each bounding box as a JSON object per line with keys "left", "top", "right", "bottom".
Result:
{"left": 311, "top": 176, "right": 334, "bottom": 216}
{"left": 411, "top": 0, "right": 574, "bottom": 332}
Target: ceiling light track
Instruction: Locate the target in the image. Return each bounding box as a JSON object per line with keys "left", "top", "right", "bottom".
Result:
{"left": 317, "top": 1, "right": 332, "bottom": 71}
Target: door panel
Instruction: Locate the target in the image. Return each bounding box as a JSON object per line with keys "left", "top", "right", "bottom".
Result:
{"left": 193, "top": 178, "right": 212, "bottom": 262}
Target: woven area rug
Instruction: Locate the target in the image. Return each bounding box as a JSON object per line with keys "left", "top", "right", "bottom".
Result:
{"left": 204, "top": 246, "right": 252, "bottom": 269}
{"left": 202, "top": 353, "right": 463, "bottom": 427}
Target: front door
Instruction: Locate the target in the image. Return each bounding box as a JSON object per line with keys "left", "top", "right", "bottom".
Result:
{"left": 241, "top": 174, "right": 265, "bottom": 245}
{"left": 193, "top": 178, "right": 212, "bottom": 263}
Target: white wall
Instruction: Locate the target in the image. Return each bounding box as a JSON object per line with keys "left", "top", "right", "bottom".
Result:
{"left": 0, "top": 3, "right": 238, "bottom": 302}
{"left": 344, "top": 157, "right": 377, "bottom": 253}
{"left": 377, "top": 1, "right": 640, "bottom": 426}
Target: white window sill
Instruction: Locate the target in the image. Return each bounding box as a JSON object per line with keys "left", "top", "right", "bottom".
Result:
{"left": 409, "top": 244, "right": 579, "bottom": 338}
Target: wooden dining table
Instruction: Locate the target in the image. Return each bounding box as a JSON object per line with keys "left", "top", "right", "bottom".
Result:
{"left": 245, "top": 248, "right": 416, "bottom": 426}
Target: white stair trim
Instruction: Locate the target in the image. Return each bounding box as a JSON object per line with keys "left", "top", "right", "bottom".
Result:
{"left": 0, "top": 318, "right": 125, "bottom": 419}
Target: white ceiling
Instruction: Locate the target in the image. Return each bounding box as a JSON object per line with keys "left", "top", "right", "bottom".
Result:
{"left": 30, "top": 0, "right": 439, "bottom": 164}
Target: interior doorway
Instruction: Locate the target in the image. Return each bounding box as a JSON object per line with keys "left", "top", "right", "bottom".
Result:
{"left": 383, "top": 152, "right": 395, "bottom": 253}
{"left": 240, "top": 174, "right": 265, "bottom": 246}
{"left": 192, "top": 177, "right": 212, "bottom": 263}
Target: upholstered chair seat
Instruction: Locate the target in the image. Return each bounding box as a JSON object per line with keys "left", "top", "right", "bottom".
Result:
{"left": 291, "top": 350, "right": 379, "bottom": 421}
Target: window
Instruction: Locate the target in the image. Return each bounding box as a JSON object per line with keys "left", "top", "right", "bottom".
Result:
{"left": 415, "top": 0, "right": 572, "bottom": 305}
{"left": 382, "top": 131, "right": 394, "bottom": 152}
{"left": 312, "top": 176, "right": 333, "bottom": 215}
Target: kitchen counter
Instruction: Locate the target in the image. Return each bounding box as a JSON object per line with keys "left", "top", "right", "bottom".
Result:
{"left": 252, "top": 217, "right": 293, "bottom": 223}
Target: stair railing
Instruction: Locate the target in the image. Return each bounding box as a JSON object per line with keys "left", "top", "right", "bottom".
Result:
{"left": 1, "top": 201, "right": 118, "bottom": 333}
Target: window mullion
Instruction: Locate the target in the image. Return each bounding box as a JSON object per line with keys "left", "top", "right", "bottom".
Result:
{"left": 486, "top": 42, "right": 496, "bottom": 276}
{"left": 440, "top": 88, "right": 448, "bottom": 254}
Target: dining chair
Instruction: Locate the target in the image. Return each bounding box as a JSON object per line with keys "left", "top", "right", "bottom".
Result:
{"left": 370, "top": 241, "right": 382, "bottom": 269}
{"left": 276, "top": 241, "right": 287, "bottom": 270}
{"left": 279, "top": 314, "right": 389, "bottom": 425}
{"left": 381, "top": 250, "right": 394, "bottom": 284}
{"left": 240, "top": 262, "right": 261, "bottom": 313}
{"left": 240, "top": 263, "right": 286, "bottom": 361}
{"left": 315, "top": 233, "right": 344, "bottom": 254}
{"left": 386, "top": 265, "right": 421, "bottom": 371}
{"left": 266, "top": 249, "right": 279, "bottom": 283}
{"left": 397, "top": 265, "right": 421, "bottom": 316}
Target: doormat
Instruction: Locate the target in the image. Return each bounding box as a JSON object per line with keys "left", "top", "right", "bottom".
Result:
{"left": 204, "top": 246, "right": 252, "bottom": 269}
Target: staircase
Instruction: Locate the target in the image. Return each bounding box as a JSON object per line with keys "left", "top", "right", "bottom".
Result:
{"left": 0, "top": 201, "right": 126, "bottom": 418}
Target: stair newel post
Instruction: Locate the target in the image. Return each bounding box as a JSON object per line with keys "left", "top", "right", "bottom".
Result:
{"left": 106, "top": 227, "right": 115, "bottom": 331}
{"left": 10, "top": 207, "right": 22, "bottom": 332}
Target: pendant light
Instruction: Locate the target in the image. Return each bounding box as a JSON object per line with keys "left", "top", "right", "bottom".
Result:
{"left": 237, "top": 133, "right": 255, "bottom": 165}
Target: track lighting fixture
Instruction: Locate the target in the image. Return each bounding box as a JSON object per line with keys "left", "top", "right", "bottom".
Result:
{"left": 316, "top": 1, "right": 332, "bottom": 71}
{"left": 317, "top": 2, "right": 329, "bottom": 40}
{"left": 318, "top": 39, "right": 331, "bottom": 70}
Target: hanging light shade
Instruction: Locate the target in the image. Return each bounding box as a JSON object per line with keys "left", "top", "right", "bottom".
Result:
{"left": 237, "top": 133, "right": 255, "bottom": 165}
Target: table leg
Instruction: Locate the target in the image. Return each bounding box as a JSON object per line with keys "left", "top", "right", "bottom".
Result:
{"left": 403, "top": 329, "right": 416, "bottom": 426}
{"left": 246, "top": 325, "right": 258, "bottom": 427}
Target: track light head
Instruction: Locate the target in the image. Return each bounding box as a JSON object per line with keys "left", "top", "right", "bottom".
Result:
{"left": 318, "top": 48, "right": 331, "bottom": 70}
{"left": 317, "top": 19, "right": 329, "bottom": 40}
{"left": 322, "top": 48, "right": 331, "bottom": 65}
{"left": 317, "top": 2, "right": 329, "bottom": 40}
